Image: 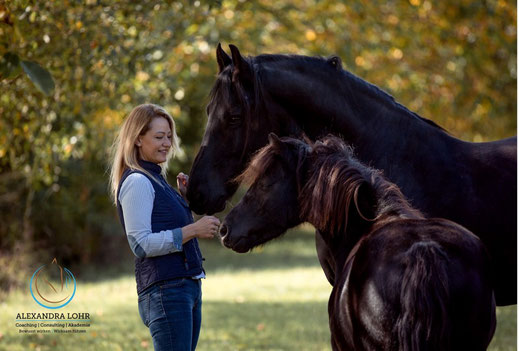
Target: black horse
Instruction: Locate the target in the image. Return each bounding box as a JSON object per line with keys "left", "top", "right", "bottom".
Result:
{"left": 187, "top": 44, "right": 517, "bottom": 305}
{"left": 220, "top": 134, "right": 496, "bottom": 351}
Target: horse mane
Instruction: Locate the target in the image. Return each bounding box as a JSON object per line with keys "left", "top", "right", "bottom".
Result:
{"left": 300, "top": 135, "right": 423, "bottom": 236}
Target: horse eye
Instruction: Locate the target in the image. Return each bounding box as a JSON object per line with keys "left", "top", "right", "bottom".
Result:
{"left": 228, "top": 114, "right": 242, "bottom": 126}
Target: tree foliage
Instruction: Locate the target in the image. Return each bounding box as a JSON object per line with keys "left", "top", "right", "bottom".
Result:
{"left": 0, "top": 0, "right": 515, "bottom": 289}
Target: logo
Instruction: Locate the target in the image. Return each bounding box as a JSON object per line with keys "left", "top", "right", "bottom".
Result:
{"left": 29, "top": 258, "right": 76, "bottom": 309}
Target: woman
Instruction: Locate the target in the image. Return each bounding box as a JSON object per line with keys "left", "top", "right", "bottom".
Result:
{"left": 109, "top": 103, "right": 219, "bottom": 350}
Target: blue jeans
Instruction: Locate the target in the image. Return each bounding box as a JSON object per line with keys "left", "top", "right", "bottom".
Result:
{"left": 138, "top": 278, "right": 202, "bottom": 351}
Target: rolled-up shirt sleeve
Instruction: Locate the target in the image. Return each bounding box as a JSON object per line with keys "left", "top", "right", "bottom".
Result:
{"left": 118, "top": 173, "right": 183, "bottom": 258}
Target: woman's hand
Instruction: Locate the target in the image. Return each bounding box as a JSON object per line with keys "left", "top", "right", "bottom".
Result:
{"left": 182, "top": 216, "right": 220, "bottom": 243}
{"left": 176, "top": 172, "right": 189, "bottom": 198}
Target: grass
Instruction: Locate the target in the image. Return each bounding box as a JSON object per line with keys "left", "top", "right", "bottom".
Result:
{"left": 0, "top": 226, "right": 516, "bottom": 350}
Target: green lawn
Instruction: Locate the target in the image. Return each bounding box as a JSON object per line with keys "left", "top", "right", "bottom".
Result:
{"left": 0, "top": 226, "right": 516, "bottom": 350}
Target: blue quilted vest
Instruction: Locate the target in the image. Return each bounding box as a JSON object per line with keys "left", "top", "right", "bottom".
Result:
{"left": 116, "top": 160, "right": 204, "bottom": 294}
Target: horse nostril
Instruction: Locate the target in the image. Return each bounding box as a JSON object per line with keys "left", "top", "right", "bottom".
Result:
{"left": 219, "top": 224, "right": 228, "bottom": 236}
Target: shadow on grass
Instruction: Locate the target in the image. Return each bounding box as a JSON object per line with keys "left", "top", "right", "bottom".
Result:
{"left": 200, "top": 227, "right": 322, "bottom": 273}
{"left": 70, "top": 249, "right": 135, "bottom": 283}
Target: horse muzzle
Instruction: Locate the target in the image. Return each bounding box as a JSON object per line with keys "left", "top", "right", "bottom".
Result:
{"left": 219, "top": 224, "right": 250, "bottom": 253}
{"left": 186, "top": 188, "right": 227, "bottom": 215}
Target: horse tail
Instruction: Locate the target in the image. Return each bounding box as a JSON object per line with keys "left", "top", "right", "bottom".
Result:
{"left": 396, "top": 241, "right": 450, "bottom": 351}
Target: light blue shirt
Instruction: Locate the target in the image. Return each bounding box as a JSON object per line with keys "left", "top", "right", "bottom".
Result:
{"left": 119, "top": 173, "right": 184, "bottom": 257}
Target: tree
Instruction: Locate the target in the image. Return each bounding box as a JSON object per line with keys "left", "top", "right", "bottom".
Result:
{"left": 0, "top": 0, "right": 515, "bottom": 291}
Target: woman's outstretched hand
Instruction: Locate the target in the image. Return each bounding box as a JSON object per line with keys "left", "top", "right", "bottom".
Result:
{"left": 182, "top": 216, "right": 220, "bottom": 243}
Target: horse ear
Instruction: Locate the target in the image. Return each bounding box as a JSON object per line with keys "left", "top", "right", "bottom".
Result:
{"left": 327, "top": 56, "right": 342, "bottom": 71}
{"left": 229, "top": 44, "right": 253, "bottom": 84}
{"left": 301, "top": 133, "right": 314, "bottom": 147}
{"left": 216, "top": 43, "right": 231, "bottom": 73}
{"left": 268, "top": 133, "right": 282, "bottom": 148}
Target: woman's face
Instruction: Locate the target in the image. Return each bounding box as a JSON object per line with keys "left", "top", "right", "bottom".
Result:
{"left": 136, "top": 117, "right": 172, "bottom": 164}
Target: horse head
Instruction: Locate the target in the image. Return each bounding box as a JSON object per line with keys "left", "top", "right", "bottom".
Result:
{"left": 187, "top": 44, "right": 280, "bottom": 214}
{"left": 219, "top": 133, "right": 308, "bottom": 252}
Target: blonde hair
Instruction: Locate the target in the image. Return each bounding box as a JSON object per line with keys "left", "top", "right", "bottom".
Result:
{"left": 109, "top": 104, "right": 180, "bottom": 204}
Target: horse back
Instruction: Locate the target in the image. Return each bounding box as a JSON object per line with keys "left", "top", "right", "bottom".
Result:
{"left": 462, "top": 136, "right": 517, "bottom": 208}
{"left": 331, "top": 219, "right": 496, "bottom": 351}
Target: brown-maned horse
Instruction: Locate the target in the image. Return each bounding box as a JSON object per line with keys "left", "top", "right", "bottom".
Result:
{"left": 220, "top": 134, "right": 496, "bottom": 351}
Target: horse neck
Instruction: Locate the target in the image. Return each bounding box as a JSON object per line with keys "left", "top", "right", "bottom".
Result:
{"left": 298, "top": 157, "right": 372, "bottom": 266}
{"left": 260, "top": 63, "right": 453, "bottom": 165}
{"left": 307, "top": 178, "right": 424, "bottom": 274}
{"left": 299, "top": 156, "right": 424, "bottom": 268}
